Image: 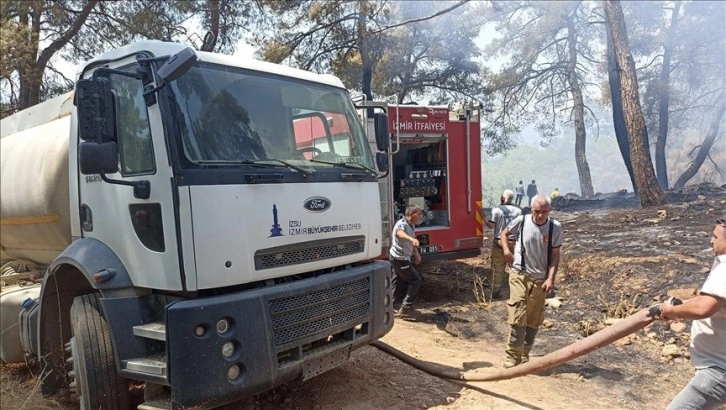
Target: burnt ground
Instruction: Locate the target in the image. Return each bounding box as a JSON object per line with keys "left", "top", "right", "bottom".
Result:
{"left": 2, "top": 184, "right": 725, "bottom": 409}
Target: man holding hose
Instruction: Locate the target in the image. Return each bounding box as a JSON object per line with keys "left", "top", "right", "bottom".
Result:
{"left": 655, "top": 217, "right": 726, "bottom": 409}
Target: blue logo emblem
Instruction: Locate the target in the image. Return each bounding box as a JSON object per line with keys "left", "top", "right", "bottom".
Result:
{"left": 303, "top": 197, "right": 331, "bottom": 212}
{"left": 269, "top": 204, "right": 283, "bottom": 237}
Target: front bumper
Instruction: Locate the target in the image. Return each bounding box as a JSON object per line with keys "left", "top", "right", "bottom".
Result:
{"left": 165, "top": 260, "right": 393, "bottom": 408}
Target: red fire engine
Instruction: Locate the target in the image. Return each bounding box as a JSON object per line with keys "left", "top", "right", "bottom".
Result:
{"left": 293, "top": 101, "right": 483, "bottom": 262}
{"left": 381, "top": 103, "right": 483, "bottom": 261}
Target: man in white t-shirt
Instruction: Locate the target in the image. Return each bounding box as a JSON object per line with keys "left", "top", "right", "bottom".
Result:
{"left": 483, "top": 190, "right": 521, "bottom": 299}
{"left": 515, "top": 181, "right": 525, "bottom": 207}
{"left": 500, "top": 195, "right": 562, "bottom": 368}
{"left": 658, "top": 218, "right": 726, "bottom": 409}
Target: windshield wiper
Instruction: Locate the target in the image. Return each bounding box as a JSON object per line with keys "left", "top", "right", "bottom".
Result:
{"left": 264, "top": 159, "right": 314, "bottom": 177}
{"left": 196, "top": 159, "right": 313, "bottom": 177}
{"left": 309, "top": 158, "right": 378, "bottom": 176}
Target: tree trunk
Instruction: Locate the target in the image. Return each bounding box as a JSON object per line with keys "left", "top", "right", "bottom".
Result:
{"left": 17, "top": 4, "right": 41, "bottom": 110}
{"left": 566, "top": 16, "right": 594, "bottom": 198}
{"left": 18, "top": 1, "right": 98, "bottom": 110}
{"left": 655, "top": 1, "right": 681, "bottom": 189}
{"left": 673, "top": 89, "right": 726, "bottom": 189}
{"left": 200, "top": 0, "right": 220, "bottom": 52}
{"left": 603, "top": 0, "right": 667, "bottom": 207}
{"left": 356, "top": 1, "right": 373, "bottom": 102}
{"left": 606, "top": 24, "right": 638, "bottom": 195}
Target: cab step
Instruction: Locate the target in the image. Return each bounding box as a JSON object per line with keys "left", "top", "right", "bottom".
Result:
{"left": 133, "top": 321, "right": 166, "bottom": 341}
{"left": 137, "top": 397, "right": 171, "bottom": 410}
{"left": 124, "top": 353, "right": 167, "bottom": 377}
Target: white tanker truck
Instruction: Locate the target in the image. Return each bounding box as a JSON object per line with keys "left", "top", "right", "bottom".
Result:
{"left": 0, "top": 41, "right": 394, "bottom": 409}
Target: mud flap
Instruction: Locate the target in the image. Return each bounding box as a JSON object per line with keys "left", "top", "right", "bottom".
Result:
{"left": 302, "top": 345, "right": 352, "bottom": 381}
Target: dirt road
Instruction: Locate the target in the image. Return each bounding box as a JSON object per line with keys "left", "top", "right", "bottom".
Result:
{"left": 242, "top": 288, "right": 692, "bottom": 410}
{"left": 3, "top": 190, "right": 724, "bottom": 409}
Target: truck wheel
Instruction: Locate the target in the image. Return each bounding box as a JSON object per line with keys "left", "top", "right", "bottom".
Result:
{"left": 69, "top": 294, "right": 129, "bottom": 410}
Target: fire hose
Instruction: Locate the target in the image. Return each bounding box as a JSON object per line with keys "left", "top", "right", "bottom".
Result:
{"left": 371, "top": 299, "right": 681, "bottom": 382}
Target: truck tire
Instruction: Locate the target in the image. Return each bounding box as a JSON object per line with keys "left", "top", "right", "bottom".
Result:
{"left": 70, "top": 293, "right": 130, "bottom": 410}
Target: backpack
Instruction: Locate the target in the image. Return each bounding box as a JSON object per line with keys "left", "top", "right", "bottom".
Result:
{"left": 498, "top": 204, "right": 519, "bottom": 230}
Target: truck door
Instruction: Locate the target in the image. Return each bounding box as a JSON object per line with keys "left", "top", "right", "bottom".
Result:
{"left": 77, "top": 60, "right": 182, "bottom": 290}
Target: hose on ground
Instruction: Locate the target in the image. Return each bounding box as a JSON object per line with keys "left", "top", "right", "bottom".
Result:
{"left": 372, "top": 308, "right": 656, "bottom": 382}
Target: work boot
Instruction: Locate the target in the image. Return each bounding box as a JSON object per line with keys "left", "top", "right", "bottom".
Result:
{"left": 394, "top": 305, "right": 417, "bottom": 317}
{"left": 505, "top": 325, "right": 526, "bottom": 363}
{"left": 503, "top": 357, "right": 520, "bottom": 368}
{"left": 522, "top": 346, "right": 531, "bottom": 364}
{"left": 522, "top": 327, "right": 537, "bottom": 364}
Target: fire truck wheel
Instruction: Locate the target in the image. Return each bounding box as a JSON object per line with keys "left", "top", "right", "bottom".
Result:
{"left": 69, "top": 293, "right": 130, "bottom": 410}
{"left": 298, "top": 146, "right": 323, "bottom": 156}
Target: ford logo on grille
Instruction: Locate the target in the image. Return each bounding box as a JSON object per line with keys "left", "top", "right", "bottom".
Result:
{"left": 303, "top": 197, "right": 331, "bottom": 212}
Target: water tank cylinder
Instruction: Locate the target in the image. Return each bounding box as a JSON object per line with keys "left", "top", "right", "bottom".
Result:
{"left": 1, "top": 116, "right": 72, "bottom": 265}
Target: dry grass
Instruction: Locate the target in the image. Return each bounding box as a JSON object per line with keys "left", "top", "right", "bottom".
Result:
{"left": 472, "top": 272, "right": 491, "bottom": 307}
{"left": 575, "top": 288, "right": 644, "bottom": 337}
{"left": 598, "top": 288, "right": 643, "bottom": 319}
{"left": 1, "top": 362, "right": 76, "bottom": 409}
{"left": 575, "top": 319, "right": 605, "bottom": 336}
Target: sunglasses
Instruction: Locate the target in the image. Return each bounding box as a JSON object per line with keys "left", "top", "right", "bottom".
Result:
{"left": 718, "top": 218, "right": 726, "bottom": 228}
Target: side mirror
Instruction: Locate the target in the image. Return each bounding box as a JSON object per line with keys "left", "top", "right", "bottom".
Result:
{"left": 75, "top": 78, "right": 117, "bottom": 142}
{"left": 79, "top": 142, "right": 119, "bottom": 175}
{"left": 374, "top": 113, "right": 389, "bottom": 152}
{"left": 156, "top": 47, "right": 197, "bottom": 83}
{"left": 78, "top": 141, "right": 151, "bottom": 199}
{"left": 376, "top": 152, "right": 389, "bottom": 173}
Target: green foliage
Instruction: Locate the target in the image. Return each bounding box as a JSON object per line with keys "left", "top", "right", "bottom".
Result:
{"left": 480, "top": 1, "right": 604, "bottom": 149}
{"left": 1, "top": 0, "right": 258, "bottom": 114}
{"left": 254, "top": 0, "right": 485, "bottom": 102}
{"left": 371, "top": 1, "right": 486, "bottom": 103}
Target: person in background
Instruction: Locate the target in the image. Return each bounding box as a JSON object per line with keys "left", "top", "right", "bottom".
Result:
{"left": 515, "top": 180, "right": 525, "bottom": 207}
{"left": 483, "top": 190, "right": 522, "bottom": 300}
{"left": 499, "top": 195, "right": 562, "bottom": 368}
{"left": 654, "top": 217, "right": 726, "bottom": 410}
{"left": 550, "top": 188, "right": 559, "bottom": 198}
{"left": 390, "top": 204, "right": 424, "bottom": 317}
{"left": 526, "top": 180, "right": 538, "bottom": 206}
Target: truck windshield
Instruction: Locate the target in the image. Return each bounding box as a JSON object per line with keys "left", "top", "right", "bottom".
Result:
{"left": 168, "top": 62, "right": 375, "bottom": 170}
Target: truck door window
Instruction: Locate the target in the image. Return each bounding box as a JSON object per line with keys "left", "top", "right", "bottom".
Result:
{"left": 107, "top": 66, "right": 155, "bottom": 175}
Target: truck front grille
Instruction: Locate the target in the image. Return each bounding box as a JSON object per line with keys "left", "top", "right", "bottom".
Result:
{"left": 254, "top": 236, "right": 365, "bottom": 270}
{"left": 268, "top": 277, "right": 370, "bottom": 346}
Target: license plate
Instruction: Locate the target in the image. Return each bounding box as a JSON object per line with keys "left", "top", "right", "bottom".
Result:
{"left": 302, "top": 345, "right": 351, "bottom": 380}
{"left": 419, "top": 245, "right": 438, "bottom": 254}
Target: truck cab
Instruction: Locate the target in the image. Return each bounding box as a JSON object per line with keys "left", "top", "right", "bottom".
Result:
{"left": 1, "top": 41, "right": 393, "bottom": 409}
